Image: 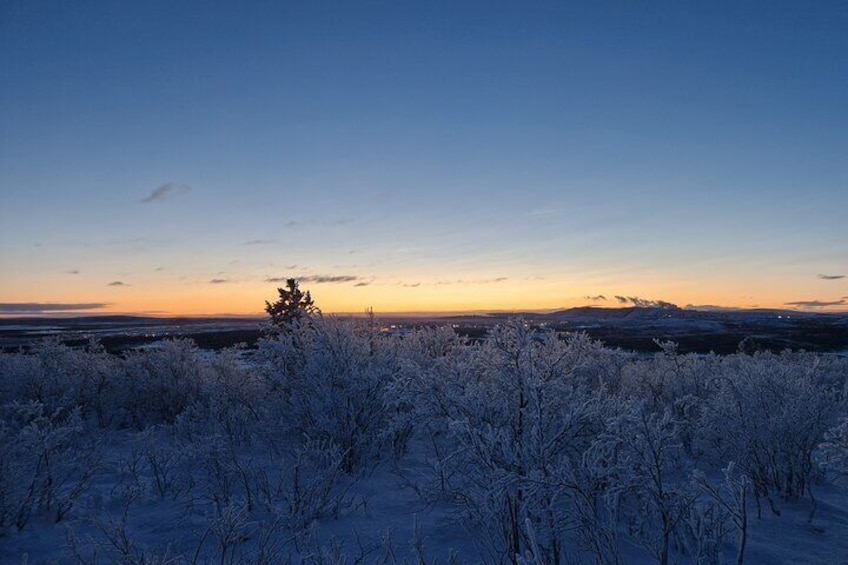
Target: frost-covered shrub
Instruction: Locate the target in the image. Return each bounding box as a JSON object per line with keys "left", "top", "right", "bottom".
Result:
{"left": 699, "top": 351, "right": 845, "bottom": 510}
{"left": 173, "top": 346, "right": 266, "bottom": 446}
{"left": 257, "top": 315, "right": 401, "bottom": 473}
{"left": 0, "top": 339, "right": 120, "bottom": 428}
{"left": 180, "top": 417, "right": 355, "bottom": 535}
{"left": 0, "top": 402, "right": 100, "bottom": 532}
{"left": 276, "top": 436, "right": 353, "bottom": 530}
{"left": 133, "top": 426, "right": 195, "bottom": 500}
{"left": 620, "top": 343, "right": 723, "bottom": 459}
{"left": 397, "top": 321, "right": 612, "bottom": 564}
{"left": 587, "top": 403, "right": 695, "bottom": 565}
{"left": 815, "top": 417, "right": 848, "bottom": 486}
{"left": 390, "top": 324, "right": 475, "bottom": 464}
{"left": 120, "top": 339, "right": 206, "bottom": 428}
{"left": 396, "top": 324, "right": 469, "bottom": 366}
{"left": 688, "top": 463, "right": 751, "bottom": 565}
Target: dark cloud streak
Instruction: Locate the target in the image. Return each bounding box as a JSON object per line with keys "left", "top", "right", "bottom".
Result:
{"left": 0, "top": 303, "right": 109, "bottom": 314}
{"left": 141, "top": 183, "right": 190, "bottom": 203}
{"left": 785, "top": 299, "right": 846, "bottom": 308}
{"left": 265, "top": 275, "right": 360, "bottom": 284}
{"left": 300, "top": 275, "right": 358, "bottom": 284}
{"left": 615, "top": 295, "right": 678, "bottom": 308}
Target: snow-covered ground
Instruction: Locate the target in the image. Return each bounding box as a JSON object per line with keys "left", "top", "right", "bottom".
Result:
{"left": 4, "top": 440, "right": 847, "bottom": 564}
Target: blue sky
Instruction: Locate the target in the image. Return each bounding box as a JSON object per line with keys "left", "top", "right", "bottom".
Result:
{"left": 1, "top": 1, "right": 846, "bottom": 315}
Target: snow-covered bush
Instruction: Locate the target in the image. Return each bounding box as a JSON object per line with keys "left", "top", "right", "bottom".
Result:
{"left": 134, "top": 426, "right": 195, "bottom": 500}
{"left": 120, "top": 339, "right": 206, "bottom": 428}
{"left": 0, "top": 338, "right": 120, "bottom": 428}
{"left": 588, "top": 403, "right": 695, "bottom": 565}
{"left": 0, "top": 402, "right": 100, "bottom": 533}
{"left": 257, "top": 315, "right": 402, "bottom": 473}
{"left": 275, "top": 436, "right": 354, "bottom": 531}
{"left": 688, "top": 463, "right": 751, "bottom": 565}
{"left": 620, "top": 343, "right": 719, "bottom": 458}
{"left": 699, "top": 351, "right": 845, "bottom": 512}
{"left": 396, "top": 321, "right": 613, "bottom": 563}
{"left": 815, "top": 417, "right": 848, "bottom": 487}
{"left": 172, "top": 346, "right": 265, "bottom": 446}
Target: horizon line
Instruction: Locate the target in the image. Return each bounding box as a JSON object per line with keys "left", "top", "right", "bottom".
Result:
{"left": 2, "top": 304, "right": 847, "bottom": 320}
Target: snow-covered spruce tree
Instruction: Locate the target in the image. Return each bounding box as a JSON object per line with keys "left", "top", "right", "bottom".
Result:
{"left": 265, "top": 278, "right": 319, "bottom": 333}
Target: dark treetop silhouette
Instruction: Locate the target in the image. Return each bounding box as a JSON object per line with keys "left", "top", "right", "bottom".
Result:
{"left": 265, "top": 278, "right": 319, "bottom": 330}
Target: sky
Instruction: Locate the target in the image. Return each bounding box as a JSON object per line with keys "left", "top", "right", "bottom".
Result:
{"left": 1, "top": 0, "right": 846, "bottom": 316}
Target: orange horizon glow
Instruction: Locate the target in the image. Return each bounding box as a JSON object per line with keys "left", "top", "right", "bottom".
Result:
{"left": 2, "top": 274, "right": 846, "bottom": 317}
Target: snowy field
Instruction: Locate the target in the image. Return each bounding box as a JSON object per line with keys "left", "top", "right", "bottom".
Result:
{"left": 1, "top": 318, "right": 847, "bottom": 564}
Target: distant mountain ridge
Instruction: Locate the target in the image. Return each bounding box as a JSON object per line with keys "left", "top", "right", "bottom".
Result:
{"left": 543, "top": 306, "right": 833, "bottom": 322}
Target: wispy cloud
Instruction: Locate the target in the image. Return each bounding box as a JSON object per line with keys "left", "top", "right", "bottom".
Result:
{"left": 265, "top": 275, "right": 360, "bottom": 284}
{"left": 141, "top": 183, "right": 190, "bottom": 203}
{"left": 210, "top": 279, "right": 230, "bottom": 284}
{"left": 614, "top": 295, "right": 678, "bottom": 308}
{"left": 299, "top": 275, "right": 358, "bottom": 284}
{"left": 354, "top": 282, "right": 371, "bottom": 287}
{"left": 435, "top": 278, "right": 508, "bottom": 286}
{"left": 817, "top": 274, "right": 845, "bottom": 280}
{"left": 66, "top": 270, "right": 80, "bottom": 275}
{"left": 585, "top": 295, "right": 607, "bottom": 302}
{"left": 242, "top": 239, "right": 274, "bottom": 246}
{"left": 107, "top": 281, "right": 129, "bottom": 287}
{"left": 0, "top": 303, "right": 109, "bottom": 314}
{"left": 785, "top": 299, "right": 847, "bottom": 308}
